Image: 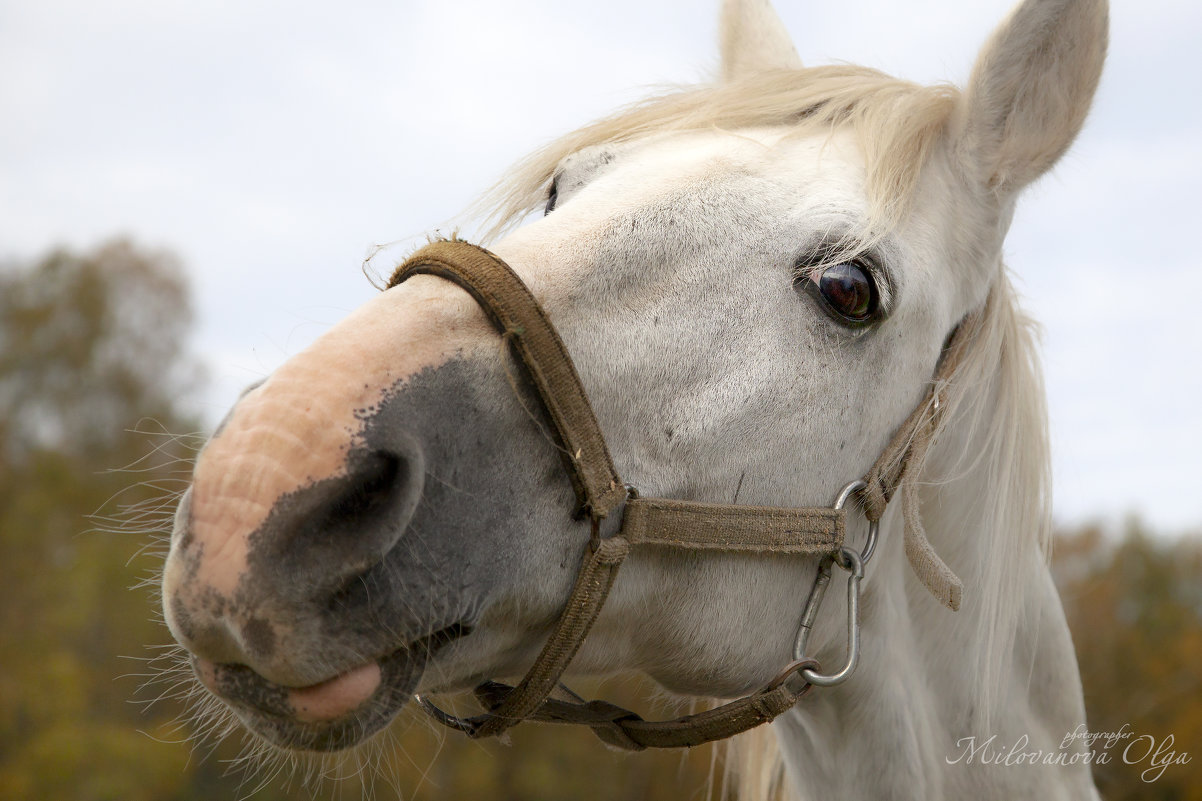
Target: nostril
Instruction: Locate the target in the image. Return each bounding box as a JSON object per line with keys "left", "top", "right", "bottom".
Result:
{"left": 218, "top": 440, "right": 422, "bottom": 618}
{"left": 321, "top": 451, "right": 405, "bottom": 531}
{"left": 296, "top": 448, "right": 418, "bottom": 587}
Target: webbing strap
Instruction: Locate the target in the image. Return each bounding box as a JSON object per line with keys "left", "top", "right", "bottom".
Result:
{"left": 622, "top": 497, "right": 844, "bottom": 553}
{"left": 860, "top": 314, "right": 979, "bottom": 611}
{"left": 474, "top": 659, "right": 818, "bottom": 751}
{"left": 389, "top": 240, "right": 968, "bottom": 749}
{"left": 470, "top": 535, "right": 630, "bottom": 738}
{"left": 388, "top": 240, "right": 626, "bottom": 520}
{"left": 468, "top": 500, "right": 844, "bottom": 743}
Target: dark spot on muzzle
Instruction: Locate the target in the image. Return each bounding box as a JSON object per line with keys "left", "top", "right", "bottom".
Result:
{"left": 242, "top": 616, "right": 276, "bottom": 659}
{"left": 208, "top": 660, "right": 293, "bottom": 719}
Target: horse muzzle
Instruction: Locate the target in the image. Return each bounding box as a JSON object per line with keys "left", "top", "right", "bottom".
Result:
{"left": 189, "top": 623, "right": 468, "bottom": 751}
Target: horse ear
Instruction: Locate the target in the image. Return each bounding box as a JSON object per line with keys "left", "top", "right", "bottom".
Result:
{"left": 720, "top": 0, "right": 802, "bottom": 81}
{"left": 956, "top": 0, "right": 1108, "bottom": 195}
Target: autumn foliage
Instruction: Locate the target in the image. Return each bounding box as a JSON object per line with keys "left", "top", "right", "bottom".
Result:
{"left": 1054, "top": 524, "right": 1202, "bottom": 799}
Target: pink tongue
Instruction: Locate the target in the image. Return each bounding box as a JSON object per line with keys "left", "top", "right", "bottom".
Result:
{"left": 289, "top": 662, "right": 381, "bottom": 722}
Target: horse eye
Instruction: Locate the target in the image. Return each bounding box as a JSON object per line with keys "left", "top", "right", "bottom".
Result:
{"left": 544, "top": 178, "right": 559, "bottom": 216}
{"left": 801, "top": 261, "right": 880, "bottom": 326}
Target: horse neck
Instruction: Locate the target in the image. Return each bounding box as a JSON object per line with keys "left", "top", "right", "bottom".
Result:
{"left": 763, "top": 298, "right": 1097, "bottom": 800}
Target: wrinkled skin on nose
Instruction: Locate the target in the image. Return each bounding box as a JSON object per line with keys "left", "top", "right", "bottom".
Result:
{"left": 161, "top": 270, "right": 585, "bottom": 750}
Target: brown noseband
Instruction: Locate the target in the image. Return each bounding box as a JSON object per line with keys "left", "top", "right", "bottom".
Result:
{"left": 387, "top": 239, "right": 970, "bottom": 750}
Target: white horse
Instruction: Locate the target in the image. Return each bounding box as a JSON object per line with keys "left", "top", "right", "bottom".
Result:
{"left": 159, "top": 0, "right": 1108, "bottom": 797}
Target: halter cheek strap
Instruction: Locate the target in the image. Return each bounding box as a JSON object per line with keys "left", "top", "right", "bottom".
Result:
{"left": 388, "top": 239, "right": 968, "bottom": 750}
{"left": 384, "top": 238, "right": 627, "bottom": 519}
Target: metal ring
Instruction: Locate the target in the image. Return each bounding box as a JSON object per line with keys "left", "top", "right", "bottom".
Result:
{"left": 593, "top": 483, "right": 640, "bottom": 545}
{"left": 766, "top": 657, "right": 821, "bottom": 694}
{"left": 832, "top": 479, "right": 866, "bottom": 511}
{"left": 834, "top": 545, "right": 865, "bottom": 577}
{"left": 860, "top": 519, "right": 880, "bottom": 564}
{"left": 413, "top": 694, "right": 478, "bottom": 734}
{"left": 831, "top": 479, "right": 880, "bottom": 565}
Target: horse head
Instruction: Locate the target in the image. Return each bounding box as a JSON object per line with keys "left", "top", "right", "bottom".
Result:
{"left": 160, "top": 1, "right": 1106, "bottom": 795}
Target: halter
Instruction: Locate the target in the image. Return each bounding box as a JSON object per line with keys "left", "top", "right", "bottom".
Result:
{"left": 387, "top": 239, "right": 970, "bottom": 750}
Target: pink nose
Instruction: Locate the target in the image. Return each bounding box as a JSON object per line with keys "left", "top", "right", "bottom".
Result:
{"left": 165, "top": 438, "right": 425, "bottom": 681}
{"left": 161, "top": 274, "right": 493, "bottom": 681}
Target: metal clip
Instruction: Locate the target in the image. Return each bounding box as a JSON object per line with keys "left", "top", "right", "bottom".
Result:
{"left": 802, "top": 548, "right": 860, "bottom": 687}
{"left": 789, "top": 475, "right": 872, "bottom": 688}
{"left": 795, "top": 547, "right": 863, "bottom": 687}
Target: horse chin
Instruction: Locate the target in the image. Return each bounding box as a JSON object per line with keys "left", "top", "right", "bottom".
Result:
{"left": 193, "top": 624, "right": 469, "bottom": 752}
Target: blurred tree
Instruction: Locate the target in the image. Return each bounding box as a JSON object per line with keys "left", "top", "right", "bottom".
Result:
{"left": 1054, "top": 521, "right": 1202, "bottom": 801}
{"left": 0, "top": 240, "right": 198, "bottom": 462}
{"left": 0, "top": 240, "right": 204, "bottom": 800}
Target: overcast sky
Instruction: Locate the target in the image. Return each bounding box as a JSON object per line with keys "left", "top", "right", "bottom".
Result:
{"left": 2, "top": 0, "right": 1199, "bottom": 533}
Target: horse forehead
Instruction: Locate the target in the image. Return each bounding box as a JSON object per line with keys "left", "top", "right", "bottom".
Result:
{"left": 623, "top": 128, "right": 870, "bottom": 196}
{"left": 622, "top": 127, "right": 966, "bottom": 242}
{"left": 497, "top": 129, "right": 875, "bottom": 270}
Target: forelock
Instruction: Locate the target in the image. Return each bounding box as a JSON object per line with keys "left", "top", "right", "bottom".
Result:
{"left": 476, "top": 66, "right": 961, "bottom": 242}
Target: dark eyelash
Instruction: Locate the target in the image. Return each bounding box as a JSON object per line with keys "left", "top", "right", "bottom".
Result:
{"left": 544, "top": 176, "right": 560, "bottom": 216}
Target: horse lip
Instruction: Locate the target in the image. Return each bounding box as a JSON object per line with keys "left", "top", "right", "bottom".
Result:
{"left": 193, "top": 622, "right": 471, "bottom": 751}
